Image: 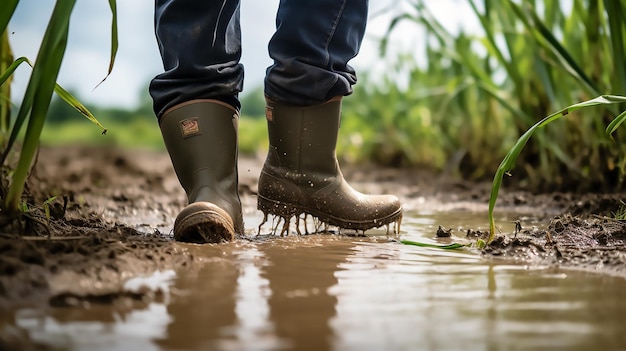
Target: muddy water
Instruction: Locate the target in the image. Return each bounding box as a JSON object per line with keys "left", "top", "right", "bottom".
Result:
{"left": 8, "top": 211, "right": 626, "bottom": 350}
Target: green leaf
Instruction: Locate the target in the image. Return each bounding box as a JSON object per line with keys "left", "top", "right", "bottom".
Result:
{"left": 400, "top": 240, "right": 468, "bottom": 250}
{"left": 5, "top": 0, "right": 77, "bottom": 212}
{"left": 95, "top": 0, "right": 118, "bottom": 88}
{"left": 509, "top": 1, "right": 600, "bottom": 96}
{"left": 488, "top": 95, "right": 626, "bottom": 242}
{"left": 0, "top": 0, "right": 19, "bottom": 34}
{"left": 0, "top": 56, "right": 106, "bottom": 156}
{"left": 1, "top": 31, "right": 16, "bottom": 131}
{"left": 604, "top": 0, "right": 626, "bottom": 95}
{"left": 53, "top": 83, "right": 106, "bottom": 131}
{"left": 606, "top": 109, "right": 626, "bottom": 135}
{"left": 0, "top": 56, "right": 30, "bottom": 86}
{"left": 0, "top": 57, "right": 30, "bottom": 140}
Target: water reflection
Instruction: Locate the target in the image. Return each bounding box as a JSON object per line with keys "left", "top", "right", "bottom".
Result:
{"left": 262, "top": 237, "right": 344, "bottom": 350}
{"left": 158, "top": 236, "right": 350, "bottom": 350}
{"left": 329, "top": 239, "right": 626, "bottom": 351}
{"left": 5, "top": 211, "right": 626, "bottom": 350}
{"left": 230, "top": 247, "right": 278, "bottom": 349}
{"left": 13, "top": 300, "right": 169, "bottom": 351}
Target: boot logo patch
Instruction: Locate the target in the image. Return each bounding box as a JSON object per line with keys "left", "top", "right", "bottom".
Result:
{"left": 265, "top": 106, "right": 274, "bottom": 122}
{"left": 180, "top": 117, "right": 201, "bottom": 138}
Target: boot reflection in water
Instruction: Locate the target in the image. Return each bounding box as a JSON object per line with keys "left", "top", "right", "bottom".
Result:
{"left": 149, "top": 0, "right": 402, "bottom": 242}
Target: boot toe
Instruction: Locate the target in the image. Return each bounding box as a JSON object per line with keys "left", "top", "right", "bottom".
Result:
{"left": 174, "top": 202, "right": 236, "bottom": 243}
{"left": 350, "top": 194, "right": 402, "bottom": 230}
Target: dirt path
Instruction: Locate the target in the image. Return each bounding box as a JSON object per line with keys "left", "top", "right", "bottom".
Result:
{"left": 0, "top": 146, "right": 625, "bottom": 310}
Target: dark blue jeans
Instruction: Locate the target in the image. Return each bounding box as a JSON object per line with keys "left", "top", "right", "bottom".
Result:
{"left": 149, "top": 0, "right": 368, "bottom": 119}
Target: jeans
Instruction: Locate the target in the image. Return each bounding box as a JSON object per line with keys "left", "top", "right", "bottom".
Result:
{"left": 149, "top": 0, "right": 368, "bottom": 119}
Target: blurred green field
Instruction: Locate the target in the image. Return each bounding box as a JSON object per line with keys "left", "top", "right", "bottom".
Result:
{"left": 6, "top": 0, "right": 626, "bottom": 194}
{"left": 40, "top": 96, "right": 268, "bottom": 154}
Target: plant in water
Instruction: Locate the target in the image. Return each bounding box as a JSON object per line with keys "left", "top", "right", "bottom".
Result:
{"left": 400, "top": 239, "right": 467, "bottom": 250}
{"left": 0, "top": 0, "right": 115, "bottom": 222}
{"left": 488, "top": 95, "right": 626, "bottom": 243}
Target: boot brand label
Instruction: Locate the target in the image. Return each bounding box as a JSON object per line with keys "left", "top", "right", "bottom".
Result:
{"left": 180, "top": 117, "right": 201, "bottom": 138}
{"left": 265, "top": 106, "right": 274, "bottom": 122}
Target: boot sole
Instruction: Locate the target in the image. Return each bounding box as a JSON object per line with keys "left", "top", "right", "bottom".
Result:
{"left": 174, "top": 202, "right": 235, "bottom": 243}
{"left": 257, "top": 195, "right": 402, "bottom": 232}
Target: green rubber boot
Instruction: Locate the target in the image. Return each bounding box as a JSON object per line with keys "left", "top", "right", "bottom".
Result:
{"left": 160, "top": 99, "right": 243, "bottom": 243}
{"left": 258, "top": 97, "right": 402, "bottom": 233}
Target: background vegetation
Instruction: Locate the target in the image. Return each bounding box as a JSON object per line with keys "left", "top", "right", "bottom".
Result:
{"left": 7, "top": 0, "right": 626, "bottom": 194}
{"left": 341, "top": 0, "right": 626, "bottom": 192}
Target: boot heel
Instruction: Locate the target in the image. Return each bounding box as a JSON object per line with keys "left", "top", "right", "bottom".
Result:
{"left": 257, "top": 195, "right": 301, "bottom": 218}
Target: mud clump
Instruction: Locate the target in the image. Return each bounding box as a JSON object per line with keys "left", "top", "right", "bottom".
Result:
{"left": 0, "top": 146, "right": 194, "bottom": 309}
{"left": 483, "top": 213, "right": 626, "bottom": 276}
{"left": 0, "top": 221, "right": 191, "bottom": 308}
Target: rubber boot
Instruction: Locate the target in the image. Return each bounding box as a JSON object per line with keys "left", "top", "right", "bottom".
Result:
{"left": 258, "top": 97, "right": 402, "bottom": 233}
{"left": 160, "top": 99, "right": 243, "bottom": 243}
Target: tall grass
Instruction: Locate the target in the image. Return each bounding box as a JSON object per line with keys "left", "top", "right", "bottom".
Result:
{"left": 350, "top": 0, "right": 626, "bottom": 191}
{"left": 363, "top": 0, "right": 626, "bottom": 242}
{"left": 488, "top": 95, "right": 626, "bottom": 242}
{"left": 0, "top": 0, "right": 113, "bottom": 215}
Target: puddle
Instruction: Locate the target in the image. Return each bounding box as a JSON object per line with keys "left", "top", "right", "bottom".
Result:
{"left": 3, "top": 210, "right": 626, "bottom": 350}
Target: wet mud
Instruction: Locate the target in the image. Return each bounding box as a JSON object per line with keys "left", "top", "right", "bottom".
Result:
{"left": 484, "top": 211, "right": 626, "bottom": 276}
{"left": 0, "top": 145, "right": 625, "bottom": 312}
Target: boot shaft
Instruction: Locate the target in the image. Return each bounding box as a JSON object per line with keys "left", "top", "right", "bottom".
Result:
{"left": 258, "top": 97, "right": 403, "bottom": 232}
{"left": 264, "top": 97, "right": 342, "bottom": 176}
{"left": 160, "top": 99, "right": 239, "bottom": 202}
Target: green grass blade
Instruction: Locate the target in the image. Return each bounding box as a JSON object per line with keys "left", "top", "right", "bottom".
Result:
{"left": 5, "top": 0, "right": 76, "bottom": 212}
{"left": 604, "top": 0, "right": 626, "bottom": 95}
{"left": 475, "top": 82, "right": 534, "bottom": 125}
{"left": 95, "top": 0, "right": 118, "bottom": 88}
{"left": 1, "top": 30, "right": 15, "bottom": 132}
{"left": 0, "top": 56, "right": 30, "bottom": 86}
{"left": 0, "top": 71, "right": 38, "bottom": 167}
{"left": 0, "top": 0, "right": 19, "bottom": 34}
{"left": 382, "top": 1, "right": 451, "bottom": 57}
{"left": 488, "top": 95, "right": 626, "bottom": 242}
{"left": 606, "top": 109, "right": 626, "bottom": 135}
{"left": 0, "top": 57, "right": 106, "bottom": 161}
{"left": 53, "top": 83, "right": 106, "bottom": 132}
{"left": 509, "top": 1, "right": 600, "bottom": 95}
{"left": 468, "top": 0, "right": 521, "bottom": 87}
{"left": 400, "top": 240, "right": 468, "bottom": 250}
{"left": 380, "top": 13, "right": 414, "bottom": 57}
{"left": 533, "top": 53, "right": 558, "bottom": 108}
{"left": 538, "top": 95, "right": 626, "bottom": 127}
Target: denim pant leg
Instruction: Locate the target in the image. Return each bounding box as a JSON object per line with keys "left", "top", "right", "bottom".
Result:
{"left": 149, "top": 0, "right": 244, "bottom": 119}
{"left": 264, "top": 0, "right": 368, "bottom": 105}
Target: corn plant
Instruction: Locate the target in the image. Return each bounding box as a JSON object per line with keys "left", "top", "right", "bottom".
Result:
{"left": 488, "top": 95, "right": 626, "bottom": 242}
{"left": 369, "top": 0, "right": 626, "bottom": 243}
{"left": 374, "top": 0, "right": 626, "bottom": 190}
{"left": 0, "top": 0, "right": 115, "bottom": 216}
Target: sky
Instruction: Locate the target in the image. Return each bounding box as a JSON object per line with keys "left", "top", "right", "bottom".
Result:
{"left": 8, "top": 0, "right": 477, "bottom": 110}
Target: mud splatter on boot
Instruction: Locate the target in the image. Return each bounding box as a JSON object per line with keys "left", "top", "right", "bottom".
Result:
{"left": 257, "top": 98, "right": 402, "bottom": 236}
